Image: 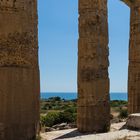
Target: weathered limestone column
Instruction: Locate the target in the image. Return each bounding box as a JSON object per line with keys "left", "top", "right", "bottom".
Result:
{"left": 122, "top": 0, "right": 140, "bottom": 114}
{"left": 77, "top": 0, "right": 110, "bottom": 132}
{"left": 0, "top": 1, "right": 40, "bottom": 140}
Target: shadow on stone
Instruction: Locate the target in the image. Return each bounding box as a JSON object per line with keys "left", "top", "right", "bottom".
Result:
{"left": 54, "top": 129, "right": 92, "bottom": 140}
{"left": 119, "top": 124, "right": 127, "bottom": 130}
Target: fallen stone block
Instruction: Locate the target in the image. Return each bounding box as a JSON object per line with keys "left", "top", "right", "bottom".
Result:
{"left": 126, "top": 113, "right": 140, "bottom": 130}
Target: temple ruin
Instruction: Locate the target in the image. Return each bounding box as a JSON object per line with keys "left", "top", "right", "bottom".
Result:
{"left": 121, "top": 0, "right": 140, "bottom": 114}
{"left": 77, "top": 0, "right": 110, "bottom": 132}
{"left": 77, "top": 0, "right": 140, "bottom": 133}
{"left": 0, "top": 0, "right": 139, "bottom": 139}
{"left": 0, "top": 0, "right": 40, "bottom": 140}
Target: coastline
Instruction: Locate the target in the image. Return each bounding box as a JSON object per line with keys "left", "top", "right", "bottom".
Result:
{"left": 41, "top": 92, "right": 128, "bottom": 101}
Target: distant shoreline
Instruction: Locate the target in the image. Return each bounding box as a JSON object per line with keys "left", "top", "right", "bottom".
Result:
{"left": 41, "top": 92, "right": 128, "bottom": 101}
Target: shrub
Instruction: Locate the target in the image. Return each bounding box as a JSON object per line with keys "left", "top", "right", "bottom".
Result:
{"left": 119, "top": 109, "right": 128, "bottom": 118}
{"left": 64, "top": 106, "right": 77, "bottom": 114}
{"left": 40, "top": 107, "right": 77, "bottom": 127}
{"left": 59, "top": 107, "right": 77, "bottom": 123}
{"left": 59, "top": 112, "right": 76, "bottom": 123}
{"left": 110, "top": 100, "right": 128, "bottom": 107}
{"left": 48, "top": 97, "right": 61, "bottom": 102}
{"left": 40, "top": 112, "right": 61, "bottom": 127}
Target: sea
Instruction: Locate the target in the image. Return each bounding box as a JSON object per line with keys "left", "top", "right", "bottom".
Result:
{"left": 41, "top": 92, "right": 128, "bottom": 101}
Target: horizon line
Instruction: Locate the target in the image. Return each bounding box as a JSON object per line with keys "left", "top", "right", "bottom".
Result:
{"left": 41, "top": 91, "right": 127, "bottom": 94}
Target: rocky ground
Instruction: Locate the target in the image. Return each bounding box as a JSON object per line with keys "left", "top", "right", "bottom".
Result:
{"left": 40, "top": 122, "right": 140, "bottom": 140}
{"left": 40, "top": 98, "right": 137, "bottom": 140}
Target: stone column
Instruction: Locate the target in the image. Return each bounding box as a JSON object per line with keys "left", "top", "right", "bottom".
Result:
{"left": 0, "top": 1, "right": 40, "bottom": 140}
{"left": 121, "top": 0, "right": 140, "bottom": 114}
{"left": 77, "top": 0, "right": 110, "bottom": 133}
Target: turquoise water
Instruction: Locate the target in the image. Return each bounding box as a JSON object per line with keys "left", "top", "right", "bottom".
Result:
{"left": 41, "top": 92, "right": 128, "bottom": 101}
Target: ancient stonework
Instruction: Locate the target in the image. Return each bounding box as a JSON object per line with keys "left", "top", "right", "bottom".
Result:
{"left": 77, "top": 0, "right": 110, "bottom": 132}
{"left": 122, "top": 0, "right": 140, "bottom": 114}
{"left": 0, "top": 32, "right": 38, "bottom": 67}
{"left": 0, "top": 0, "right": 40, "bottom": 140}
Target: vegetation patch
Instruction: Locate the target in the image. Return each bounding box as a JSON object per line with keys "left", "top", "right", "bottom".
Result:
{"left": 40, "top": 97, "right": 128, "bottom": 130}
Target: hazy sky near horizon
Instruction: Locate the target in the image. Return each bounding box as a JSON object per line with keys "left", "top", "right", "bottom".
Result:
{"left": 38, "top": 0, "right": 130, "bottom": 93}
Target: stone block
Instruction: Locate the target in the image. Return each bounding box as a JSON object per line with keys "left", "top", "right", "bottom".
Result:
{"left": 126, "top": 114, "right": 140, "bottom": 130}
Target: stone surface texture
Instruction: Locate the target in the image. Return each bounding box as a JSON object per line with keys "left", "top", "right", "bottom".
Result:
{"left": 77, "top": 0, "right": 110, "bottom": 133}
{"left": 0, "top": 0, "right": 40, "bottom": 140}
{"left": 126, "top": 113, "right": 140, "bottom": 129}
{"left": 41, "top": 122, "right": 140, "bottom": 140}
{"left": 122, "top": 0, "right": 140, "bottom": 114}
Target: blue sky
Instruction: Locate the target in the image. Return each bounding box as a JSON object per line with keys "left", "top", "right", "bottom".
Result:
{"left": 38, "top": 0, "right": 130, "bottom": 93}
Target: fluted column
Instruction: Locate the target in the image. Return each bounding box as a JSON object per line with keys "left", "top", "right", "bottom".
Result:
{"left": 77, "top": 0, "right": 110, "bottom": 133}
{"left": 122, "top": 0, "right": 140, "bottom": 114}
{"left": 0, "top": 1, "right": 40, "bottom": 140}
